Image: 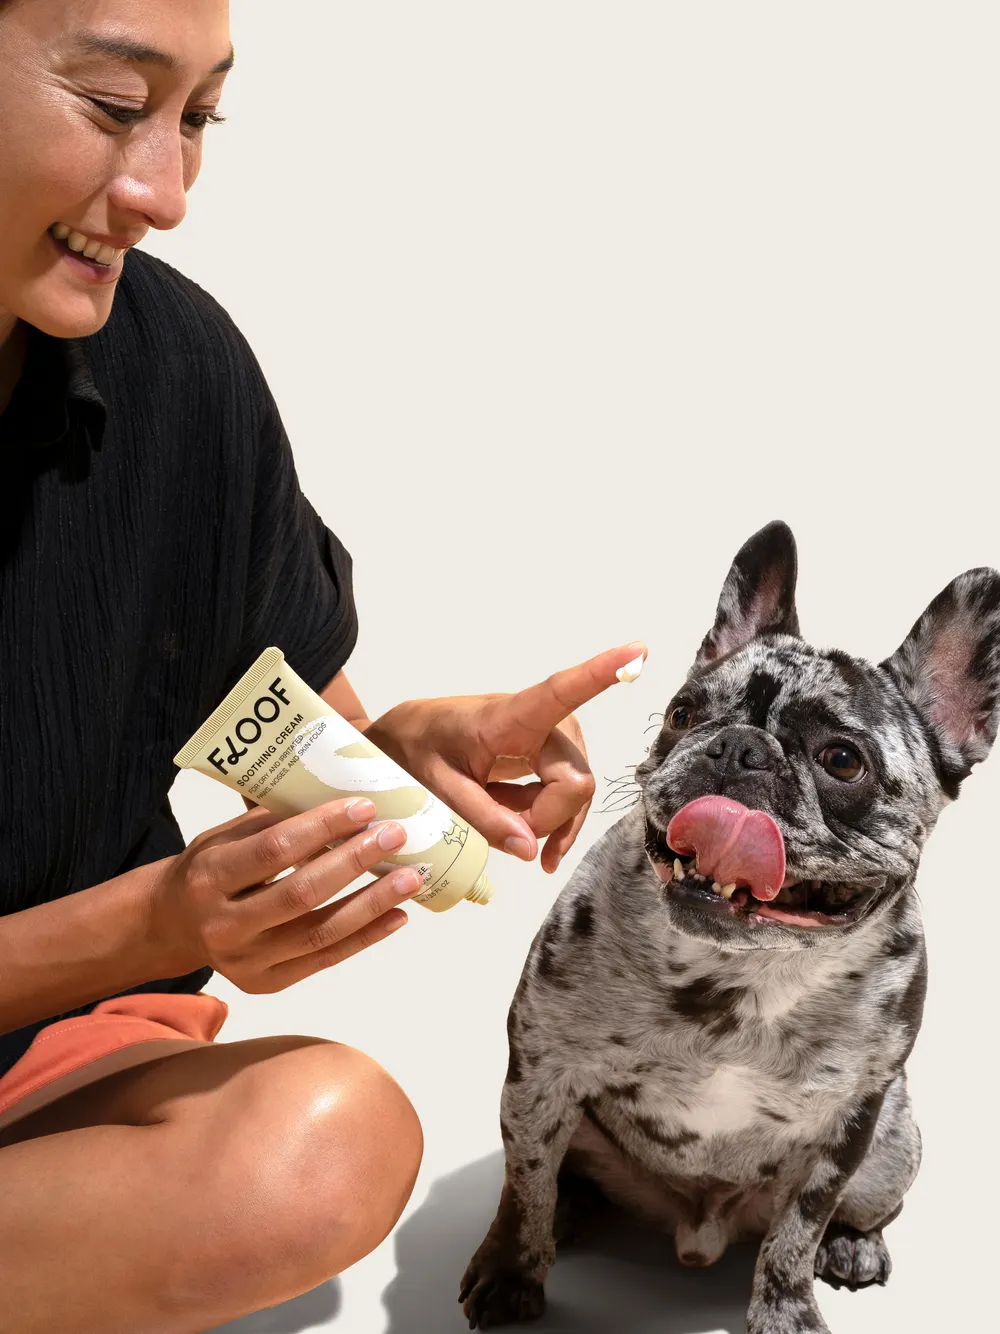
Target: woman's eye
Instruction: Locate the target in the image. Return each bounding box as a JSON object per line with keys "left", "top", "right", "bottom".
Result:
{"left": 818, "top": 745, "right": 866, "bottom": 783}
{"left": 90, "top": 98, "right": 144, "bottom": 126}
{"left": 183, "top": 110, "right": 227, "bottom": 131}
{"left": 668, "top": 705, "right": 694, "bottom": 730}
{"left": 88, "top": 99, "right": 226, "bottom": 132}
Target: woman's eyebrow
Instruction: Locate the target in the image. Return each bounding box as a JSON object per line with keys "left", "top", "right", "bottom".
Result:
{"left": 75, "top": 32, "right": 236, "bottom": 76}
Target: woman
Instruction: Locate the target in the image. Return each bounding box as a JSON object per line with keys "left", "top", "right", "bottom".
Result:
{"left": 0, "top": 2, "right": 644, "bottom": 1330}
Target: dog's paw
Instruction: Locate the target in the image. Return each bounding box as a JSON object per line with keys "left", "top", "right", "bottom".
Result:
{"left": 459, "top": 1260, "right": 546, "bottom": 1330}
{"left": 815, "top": 1221, "right": 891, "bottom": 1292}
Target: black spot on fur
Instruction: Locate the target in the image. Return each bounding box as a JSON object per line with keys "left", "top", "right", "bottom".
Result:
{"left": 610, "top": 1033, "right": 628, "bottom": 1046}
{"left": 534, "top": 918, "right": 563, "bottom": 984}
{"left": 884, "top": 930, "right": 919, "bottom": 960}
{"left": 572, "top": 897, "right": 595, "bottom": 938}
{"left": 525, "top": 1157, "right": 542, "bottom": 1171}
{"left": 827, "top": 649, "right": 869, "bottom": 690}
{"left": 743, "top": 670, "right": 783, "bottom": 729}
{"left": 671, "top": 977, "right": 745, "bottom": 1032}
{"left": 633, "top": 1115, "right": 699, "bottom": 1151}
{"left": 894, "top": 954, "right": 928, "bottom": 1047}
{"left": 505, "top": 1044, "right": 523, "bottom": 1083}
{"left": 758, "top": 1161, "right": 780, "bottom": 1179}
{"left": 541, "top": 1121, "right": 563, "bottom": 1145}
{"left": 607, "top": 1081, "right": 642, "bottom": 1102}
{"left": 761, "top": 1107, "right": 790, "bottom": 1124}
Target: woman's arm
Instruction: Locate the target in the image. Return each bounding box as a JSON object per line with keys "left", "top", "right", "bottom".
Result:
{"left": 0, "top": 859, "right": 187, "bottom": 1036}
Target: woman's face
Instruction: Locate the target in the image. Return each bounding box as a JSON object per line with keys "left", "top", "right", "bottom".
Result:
{"left": 0, "top": 0, "right": 232, "bottom": 339}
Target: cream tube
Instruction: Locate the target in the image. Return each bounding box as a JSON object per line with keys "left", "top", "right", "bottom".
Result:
{"left": 173, "top": 647, "right": 494, "bottom": 911}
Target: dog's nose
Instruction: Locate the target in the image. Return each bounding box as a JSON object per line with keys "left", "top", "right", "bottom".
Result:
{"left": 705, "top": 726, "right": 773, "bottom": 773}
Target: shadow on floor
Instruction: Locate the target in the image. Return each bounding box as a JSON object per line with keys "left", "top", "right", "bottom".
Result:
{"left": 208, "top": 1278, "right": 341, "bottom": 1333}
{"left": 382, "top": 1152, "right": 756, "bottom": 1334}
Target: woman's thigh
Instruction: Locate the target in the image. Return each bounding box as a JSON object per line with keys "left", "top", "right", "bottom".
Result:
{"left": 0, "top": 1035, "right": 423, "bottom": 1334}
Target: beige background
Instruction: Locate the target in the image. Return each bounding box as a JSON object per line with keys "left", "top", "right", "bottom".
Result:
{"left": 146, "top": 3, "right": 997, "bottom": 1330}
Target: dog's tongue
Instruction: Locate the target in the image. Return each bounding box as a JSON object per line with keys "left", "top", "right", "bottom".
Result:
{"left": 666, "top": 797, "right": 785, "bottom": 901}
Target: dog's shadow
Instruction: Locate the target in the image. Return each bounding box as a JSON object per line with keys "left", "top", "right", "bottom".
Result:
{"left": 382, "top": 1152, "right": 755, "bottom": 1334}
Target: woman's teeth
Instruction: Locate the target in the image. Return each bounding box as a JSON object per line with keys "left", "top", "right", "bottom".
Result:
{"left": 50, "top": 223, "right": 124, "bottom": 267}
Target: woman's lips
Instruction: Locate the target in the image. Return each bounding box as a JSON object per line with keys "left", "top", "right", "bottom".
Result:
{"left": 49, "top": 230, "right": 124, "bottom": 285}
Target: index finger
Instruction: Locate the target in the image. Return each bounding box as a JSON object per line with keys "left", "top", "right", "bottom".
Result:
{"left": 489, "top": 641, "right": 647, "bottom": 749}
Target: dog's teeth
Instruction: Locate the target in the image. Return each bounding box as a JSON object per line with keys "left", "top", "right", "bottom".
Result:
{"left": 712, "top": 880, "right": 721, "bottom": 892}
{"left": 674, "top": 858, "right": 685, "bottom": 881}
{"left": 720, "top": 883, "right": 737, "bottom": 899}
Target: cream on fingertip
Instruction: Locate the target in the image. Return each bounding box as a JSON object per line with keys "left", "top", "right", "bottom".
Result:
{"left": 616, "top": 652, "right": 646, "bottom": 684}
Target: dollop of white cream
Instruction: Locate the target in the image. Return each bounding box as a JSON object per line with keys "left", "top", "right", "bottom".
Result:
{"left": 616, "top": 653, "right": 645, "bottom": 684}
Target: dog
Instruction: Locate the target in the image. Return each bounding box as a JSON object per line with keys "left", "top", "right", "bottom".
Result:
{"left": 460, "top": 520, "right": 1000, "bottom": 1334}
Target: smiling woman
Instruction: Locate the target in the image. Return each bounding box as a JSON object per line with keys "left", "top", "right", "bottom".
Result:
{"left": 0, "top": 3, "right": 638, "bottom": 1330}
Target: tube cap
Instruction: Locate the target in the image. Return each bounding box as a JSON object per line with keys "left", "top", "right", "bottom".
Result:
{"left": 465, "top": 871, "right": 495, "bottom": 905}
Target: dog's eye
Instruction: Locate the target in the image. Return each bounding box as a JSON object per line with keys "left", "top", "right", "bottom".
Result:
{"left": 668, "top": 705, "right": 693, "bottom": 730}
{"left": 818, "top": 745, "right": 866, "bottom": 782}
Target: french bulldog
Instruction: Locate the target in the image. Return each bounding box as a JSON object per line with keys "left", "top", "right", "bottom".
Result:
{"left": 460, "top": 520, "right": 1000, "bottom": 1333}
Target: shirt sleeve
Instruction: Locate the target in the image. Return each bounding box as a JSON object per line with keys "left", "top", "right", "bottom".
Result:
{"left": 233, "top": 361, "right": 359, "bottom": 696}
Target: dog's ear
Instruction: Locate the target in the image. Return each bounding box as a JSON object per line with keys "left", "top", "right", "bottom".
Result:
{"left": 695, "top": 520, "right": 800, "bottom": 667}
{"left": 881, "top": 568, "right": 1000, "bottom": 774}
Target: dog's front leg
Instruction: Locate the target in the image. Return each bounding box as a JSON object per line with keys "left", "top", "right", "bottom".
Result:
{"left": 460, "top": 1068, "right": 584, "bottom": 1329}
{"left": 746, "top": 1091, "right": 886, "bottom": 1334}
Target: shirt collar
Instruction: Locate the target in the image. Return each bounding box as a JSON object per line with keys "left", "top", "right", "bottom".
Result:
{"left": 0, "top": 324, "right": 107, "bottom": 452}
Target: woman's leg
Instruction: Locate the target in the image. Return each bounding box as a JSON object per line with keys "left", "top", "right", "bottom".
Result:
{"left": 0, "top": 1035, "right": 422, "bottom": 1334}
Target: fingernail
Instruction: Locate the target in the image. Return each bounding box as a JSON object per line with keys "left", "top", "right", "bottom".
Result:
{"left": 392, "top": 870, "right": 423, "bottom": 899}
{"left": 385, "top": 912, "right": 408, "bottom": 934}
{"left": 378, "top": 822, "right": 406, "bottom": 851}
{"left": 504, "top": 836, "right": 533, "bottom": 860}
{"left": 347, "top": 799, "right": 376, "bottom": 823}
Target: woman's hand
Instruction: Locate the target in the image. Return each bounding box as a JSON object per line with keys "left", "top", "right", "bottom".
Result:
{"left": 148, "top": 798, "right": 423, "bottom": 993}
{"left": 363, "top": 641, "right": 647, "bottom": 873}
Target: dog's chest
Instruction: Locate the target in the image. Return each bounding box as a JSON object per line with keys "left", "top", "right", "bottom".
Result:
{"left": 594, "top": 997, "right": 860, "bottom": 1163}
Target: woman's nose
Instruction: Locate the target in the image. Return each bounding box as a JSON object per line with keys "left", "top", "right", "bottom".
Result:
{"left": 108, "top": 130, "right": 190, "bottom": 232}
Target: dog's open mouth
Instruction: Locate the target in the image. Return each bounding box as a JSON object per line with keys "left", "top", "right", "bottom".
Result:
{"left": 644, "top": 797, "right": 875, "bottom": 929}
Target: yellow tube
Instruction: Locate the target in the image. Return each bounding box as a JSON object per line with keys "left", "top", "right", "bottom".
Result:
{"left": 173, "top": 647, "right": 494, "bottom": 911}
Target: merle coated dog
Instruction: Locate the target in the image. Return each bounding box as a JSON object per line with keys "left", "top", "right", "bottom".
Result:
{"left": 460, "top": 521, "right": 1000, "bottom": 1334}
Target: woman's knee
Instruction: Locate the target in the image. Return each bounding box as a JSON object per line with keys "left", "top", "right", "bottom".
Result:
{"left": 173, "top": 1037, "right": 423, "bottom": 1310}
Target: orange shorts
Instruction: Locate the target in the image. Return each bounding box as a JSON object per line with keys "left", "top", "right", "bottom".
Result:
{"left": 0, "top": 992, "right": 229, "bottom": 1134}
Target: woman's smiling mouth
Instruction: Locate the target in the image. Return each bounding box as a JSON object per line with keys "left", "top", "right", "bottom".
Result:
{"left": 49, "top": 223, "right": 128, "bottom": 269}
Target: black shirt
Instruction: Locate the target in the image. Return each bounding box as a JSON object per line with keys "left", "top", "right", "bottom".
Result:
{"left": 0, "top": 249, "right": 358, "bottom": 1077}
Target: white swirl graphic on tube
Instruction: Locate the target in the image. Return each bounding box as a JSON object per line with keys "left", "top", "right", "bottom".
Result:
{"left": 292, "top": 718, "right": 452, "bottom": 854}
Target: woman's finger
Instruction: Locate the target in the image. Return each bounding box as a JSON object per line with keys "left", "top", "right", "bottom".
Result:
{"left": 223, "top": 818, "right": 410, "bottom": 931}
{"left": 516, "top": 730, "right": 596, "bottom": 840}
{"left": 263, "top": 906, "right": 410, "bottom": 990}
{"left": 481, "top": 641, "right": 646, "bottom": 755}
{"left": 540, "top": 808, "right": 589, "bottom": 873}
{"left": 203, "top": 797, "right": 382, "bottom": 895}
{"left": 257, "top": 864, "right": 424, "bottom": 967}
{"left": 417, "top": 760, "right": 539, "bottom": 861}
